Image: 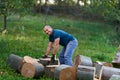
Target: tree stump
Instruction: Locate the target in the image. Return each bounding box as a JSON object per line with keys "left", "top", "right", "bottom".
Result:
{"left": 99, "top": 66, "right": 120, "bottom": 80}
{"left": 6, "top": 54, "right": 23, "bottom": 73}
{"left": 109, "top": 75, "right": 120, "bottom": 80}
{"left": 54, "top": 64, "right": 71, "bottom": 80}
{"left": 77, "top": 65, "right": 95, "bottom": 80}
{"left": 59, "top": 67, "right": 77, "bottom": 80}
{"left": 73, "top": 55, "right": 93, "bottom": 68}
{"left": 21, "top": 62, "right": 44, "bottom": 78}
{"left": 39, "top": 58, "right": 59, "bottom": 66}
{"left": 45, "top": 65, "right": 59, "bottom": 78}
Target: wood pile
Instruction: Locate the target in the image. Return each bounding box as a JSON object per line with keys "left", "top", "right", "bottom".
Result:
{"left": 6, "top": 53, "right": 120, "bottom": 80}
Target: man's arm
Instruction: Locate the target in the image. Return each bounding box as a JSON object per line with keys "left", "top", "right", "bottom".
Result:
{"left": 52, "top": 38, "right": 60, "bottom": 55}
{"left": 45, "top": 42, "right": 53, "bottom": 56}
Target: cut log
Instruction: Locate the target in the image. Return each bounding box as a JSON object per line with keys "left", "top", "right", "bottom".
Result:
{"left": 99, "top": 66, "right": 120, "bottom": 80}
{"left": 77, "top": 65, "right": 95, "bottom": 80}
{"left": 109, "top": 75, "right": 120, "bottom": 80}
{"left": 39, "top": 58, "right": 59, "bottom": 66}
{"left": 94, "top": 62, "right": 113, "bottom": 79}
{"left": 54, "top": 65, "right": 71, "bottom": 80}
{"left": 6, "top": 54, "right": 23, "bottom": 72}
{"left": 23, "top": 56, "right": 39, "bottom": 64}
{"left": 73, "top": 55, "right": 93, "bottom": 68}
{"left": 59, "top": 67, "right": 77, "bottom": 80}
{"left": 21, "top": 62, "right": 44, "bottom": 78}
{"left": 45, "top": 65, "right": 59, "bottom": 78}
{"left": 112, "top": 62, "right": 120, "bottom": 68}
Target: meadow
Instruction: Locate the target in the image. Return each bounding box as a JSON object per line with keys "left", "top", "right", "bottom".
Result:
{"left": 0, "top": 14, "right": 119, "bottom": 80}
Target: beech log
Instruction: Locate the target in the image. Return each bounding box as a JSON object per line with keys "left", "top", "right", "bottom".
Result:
{"left": 99, "top": 66, "right": 120, "bottom": 80}
{"left": 59, "top": 67, "right": 77, "bottom": 80}
{"left": 6, "top": 54, "right": 23, "bottom": 72}
{"left": 77, "top": 65, "right": 95, "bottom": 80}
{"left": 112, "top": 62, "right": 120, "bottom": 68}
{"left": 23, "top": 56, "right": 39, "bottom": 64}
{"left": 109, "top": 75, "right": 120, "bottom": 80}
{"left": 21, "top": 62, "right": 44, "bottom": 78}
{"left": 39, "top": 58, "right": 59, "bottom": 66}
{"left": 73, "top": 55, "right": 93, "bottom": 68}
{"left": 94, "top": 62, "right": 113, "bottom": 79}
{"left": 45, "top": 65, "right": 59, "bottom": 78}
{"left": 54, "top": 65, "right": 71, "bottom": 80}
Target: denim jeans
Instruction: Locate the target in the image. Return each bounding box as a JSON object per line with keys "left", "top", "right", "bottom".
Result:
{"left": 58, "top": 39, "right": 78, "bottom": 66}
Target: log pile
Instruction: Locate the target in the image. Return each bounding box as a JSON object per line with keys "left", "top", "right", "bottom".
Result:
{"left": 6, "top": 53, "right": 120, "bottom": 80}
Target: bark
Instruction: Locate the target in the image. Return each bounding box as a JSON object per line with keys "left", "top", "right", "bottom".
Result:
{"left": 6, "top": 54, "right": 23, "bottom": 73}
{"left": 77, "top": 65, "right": 95, "bottom": 80}
{"left": 99, "top": 66, "right": 120, "bottom": 80}
{"left": 73, "top": 55, "right": 93, "bottom": 68}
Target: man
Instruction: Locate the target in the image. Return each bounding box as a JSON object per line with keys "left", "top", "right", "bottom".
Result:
{"left": 42, "top": 25, "right": 78, "bottom": 66}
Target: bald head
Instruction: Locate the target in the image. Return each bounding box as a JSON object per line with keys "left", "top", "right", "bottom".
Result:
{"left": 43, "top": 25, "right": 53, "bottom": 35}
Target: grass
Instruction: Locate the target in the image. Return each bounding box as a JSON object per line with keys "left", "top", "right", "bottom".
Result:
{"left": 0, "top": 13, "right": 119, "bottom": 80}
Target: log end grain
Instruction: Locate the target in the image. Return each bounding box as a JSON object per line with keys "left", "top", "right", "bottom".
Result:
{"left": 59, "top": 67, "right": 77, "bottom": 80}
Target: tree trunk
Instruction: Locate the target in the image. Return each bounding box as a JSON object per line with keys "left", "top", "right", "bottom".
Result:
{"left": 77, "top": 65, "right": 95, "bottom": 80}
{"left": 54, "top": 65, "right": 71, "bottom": 80}
{"left": 3, "top": 14, "right": 6, "bottom": 30}
{"left": 109, "top": 75, "right": 120, "bottom": 80}
{"left": 6, "top": 54, "right": 23, "bottom": 73}
{"left": 21, "top": 62, "right": 44, "bottom": 78}
{"left": 99, "top": 66, "right": 120, "bottom": 80}
{"left": 73, "top": 55, "right": 93, "bottom": 68}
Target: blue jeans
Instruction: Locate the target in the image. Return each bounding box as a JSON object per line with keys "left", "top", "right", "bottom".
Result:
{"left": 58, "top": 39, "right": 78, "bottom": 66}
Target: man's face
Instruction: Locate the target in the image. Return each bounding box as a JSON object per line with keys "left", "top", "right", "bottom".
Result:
{"left": 43, "top": 26, "right": 52, "bottom": 35}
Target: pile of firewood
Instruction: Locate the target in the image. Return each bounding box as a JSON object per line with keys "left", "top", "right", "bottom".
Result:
{"left": 6, "top": 52, "right": 120, "bottom": 80}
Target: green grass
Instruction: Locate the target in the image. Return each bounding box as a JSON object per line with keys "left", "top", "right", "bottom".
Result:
{"left": 0, "top": 14, "right": 119, "bottom": 80}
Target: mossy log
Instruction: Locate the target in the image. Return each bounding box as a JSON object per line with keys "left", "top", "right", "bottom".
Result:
{"left": 6, "top": 54, "right": 23, "bottom": 72}
{"left": 99, "top": 66, "right": 120, "bottom": 80}
{"left": 77, "top": 65, "right": 95, "bottom": 80}
{"left": 21, "top": 62, "right": 44, "bottom": 78}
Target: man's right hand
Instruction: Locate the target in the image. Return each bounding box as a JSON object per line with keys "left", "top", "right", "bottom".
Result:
{"left": 42, "top": 55, "right": 48, "bottom": 58}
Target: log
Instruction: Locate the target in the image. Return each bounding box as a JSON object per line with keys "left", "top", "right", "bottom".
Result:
{"left": 112, "top": 62, "right": 120, "bottom": 68}
{"left": 45, "top": 65, "right": 59, "bottom": 78}
{"left": 99, "top": 66, "right": 120, "bottom": 80}
{"left": 59, "top": 67, "right": 77, "bottom": 80}
{"left": 54, "top": 64, "right": 71, "bottom": 80}
{"left": 109, "top": 75, "right": 120, "bottom": 80}
{"left": 77, "top": 65, "right": 95, "bottom": 80}
{"left": 39, "top": 58, "right": 59, "bottom": 66}
{"left": 6, "top": 54, "right": 23, "bottom": 72}
{"left": 21, "top": 62, "right": 44, "bottom": 78}
{"left": 73, "top": 55, "right": 93, "bottom": 68}
{"left": 94, "top": 62, "right": 113, "bottom": 79}
{"left": 23, "top": 56, "right": 39, "bottom": 64}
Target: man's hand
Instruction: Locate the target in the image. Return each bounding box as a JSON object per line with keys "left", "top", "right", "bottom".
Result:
{"left": 42, "top": 55, "right": 48, "bottom": 58}
{"left": 51, "top": 54, "right": 55, "bottom": 63}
